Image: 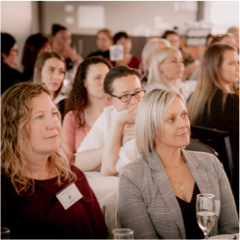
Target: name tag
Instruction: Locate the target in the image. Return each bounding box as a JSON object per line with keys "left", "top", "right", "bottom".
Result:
{"left": 56, "top": 183, "right": 83, "bottom": 210}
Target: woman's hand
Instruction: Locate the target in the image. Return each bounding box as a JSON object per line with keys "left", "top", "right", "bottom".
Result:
{"left": 122, "top": 123, "right": 135, "bottom": 145}
{"left": 115, "top": 105, "right": 138, "bottom": 125}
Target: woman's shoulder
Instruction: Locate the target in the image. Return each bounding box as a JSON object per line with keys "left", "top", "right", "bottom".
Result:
{"left": 182, "top": 149, "right": 223, "bottom": 172}
{"left": 120, "top": 155, "right": 150, "bottom": 179}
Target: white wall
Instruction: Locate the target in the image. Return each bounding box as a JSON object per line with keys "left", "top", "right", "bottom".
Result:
{"left": 1, "top": 1, "right": 40, "bottom": 69}
{"left": 41, "top": 1, "right": 198, "bottom": 37}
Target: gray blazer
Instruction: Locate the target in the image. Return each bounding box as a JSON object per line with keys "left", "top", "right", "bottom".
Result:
{"left": 118, "top": 149, "right": 239, "bottom": 239}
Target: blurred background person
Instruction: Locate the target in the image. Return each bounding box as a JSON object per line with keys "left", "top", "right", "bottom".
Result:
{"left": 51, "top": 23, "right": 83, "bottom": 94}
{"left": 1, "top": 32, "right": 23, "bottom": 94}
{"left": 21, "top": 33, "right": 52, "bottom": 81}
{"left": 118, "top": 89, "right": 239, "bottom": 239}
{"left": 1, "top": 82, "right": 107, "bottom": 239}
{"left": 227, "top": 26, "right": 239, "bottom": 51}
{"left": 62, "top": 56, "right": 111, "bottom": 163}
{"left": 187, "top": 43, "right": 239, "bottom": 211}
{"left": 34, "top": 52, "right": 66, "bottom": 119}
{"left": 87, "top": 29, "right": 113, "bottom": 60}
{"left": 162, "top": 30, "right": 198, "bottom": 81}
{"left": 112, "top": 31, "right": 144, "bottom": 74}
{"left": 146, "top": 46, "right": 184, "bottom": 94}
{"left": 51, "top": 23, "right": 82, "bottom": 70}
{"left": 141, "top": 38, "right": 171, "bottom": 85}
{"left": 210, "top": 33, "right": 237, "bottom": 50}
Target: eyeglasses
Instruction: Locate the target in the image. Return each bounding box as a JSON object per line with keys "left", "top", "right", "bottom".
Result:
{"left": 109, "top": 89, "right": 146, "bottom": 102}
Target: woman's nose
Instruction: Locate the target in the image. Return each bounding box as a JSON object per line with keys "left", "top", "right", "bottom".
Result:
{"left": 46, "top": 115, "right": 58, "bottom": 129}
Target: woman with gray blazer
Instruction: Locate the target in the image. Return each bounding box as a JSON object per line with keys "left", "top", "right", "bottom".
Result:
{"left": 118, "top": 89, "right": 239, "bottom": 239}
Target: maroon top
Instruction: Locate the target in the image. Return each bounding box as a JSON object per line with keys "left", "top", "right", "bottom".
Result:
{"left": 112, "top": 56, "right": 144, "bottom": 74}
{"left": 1, "top": 165, "right": 107, "bottom": 239}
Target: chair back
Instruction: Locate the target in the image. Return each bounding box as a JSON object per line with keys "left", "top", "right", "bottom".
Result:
{"left": 190, "top": 125, "right": 233, "bottom": 184}
{"left": 185, "top": 139, "right": 218, "bottom": 155}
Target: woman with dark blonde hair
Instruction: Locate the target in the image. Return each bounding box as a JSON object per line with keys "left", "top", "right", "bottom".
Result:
{"left": 62, "top": 56, "right": 111, "bottom": 162}
{"left": 187, "top": 43, "right": 239, "bottom": 211}
{"left": 1, "top": 82, "right": 107, "bottom": 239}
{"left": 34, "top": 51, "right": 67, "bottom": 118}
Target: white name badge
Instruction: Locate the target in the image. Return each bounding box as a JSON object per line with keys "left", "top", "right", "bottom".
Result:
{"left": 110, "top": 45, "right": 124, "bottom": 61}
{"left": 56, "top": 183, "right": 83, "bottom": 210}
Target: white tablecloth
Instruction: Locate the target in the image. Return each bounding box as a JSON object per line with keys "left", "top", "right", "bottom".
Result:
{"left": 84, "top": 171, "right": 119, "bottom": 201}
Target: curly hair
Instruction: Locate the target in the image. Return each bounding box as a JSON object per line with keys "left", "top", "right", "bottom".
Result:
{"left": 1, "top": 82, "right": 75, "bottom": 195}
{"left": 65, "top": 56, "right": 112, "bottom": 128}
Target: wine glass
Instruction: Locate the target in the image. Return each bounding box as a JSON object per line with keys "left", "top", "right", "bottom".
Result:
{"left": 112, "top": 228, "right": 134, "bottom": 239}
{"left": 196, "top": 194, "right": 216, "bottom": 240}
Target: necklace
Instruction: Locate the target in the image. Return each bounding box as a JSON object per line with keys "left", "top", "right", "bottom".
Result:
{"left": 168, "top": 157, "right": 186, "bottom": 191}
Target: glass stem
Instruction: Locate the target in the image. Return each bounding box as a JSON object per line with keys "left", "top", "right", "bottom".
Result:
{"left": 204, "top": 231, "right": 209, "bottom": 240}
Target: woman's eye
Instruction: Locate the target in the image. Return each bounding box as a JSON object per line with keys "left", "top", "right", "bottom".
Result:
{"left": 182, "top": 113, "right": 188, "bottom": 118}
{"left": 52, "top": 112, "right": 58, "bottom": 117}
{"left": 168, "top": 118, "right": 174, "bottom": 122}
{"left": 36, "top": 115, "right": 43, "bottom": 119}
{"left": 48, "top": 69, "right": 54, "bottom": 72}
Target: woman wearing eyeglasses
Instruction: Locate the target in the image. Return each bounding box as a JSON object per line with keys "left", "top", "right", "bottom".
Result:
{"left": 75, "top": 66, "right": 145, "bottom": 176}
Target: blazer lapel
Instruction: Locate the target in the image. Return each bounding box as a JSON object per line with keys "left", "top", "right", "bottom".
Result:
{"left": 181, "top": 149, "right": 211, "bottom": 194}
{"left": 148, "top": 151, "right": 186, "bottom": 239}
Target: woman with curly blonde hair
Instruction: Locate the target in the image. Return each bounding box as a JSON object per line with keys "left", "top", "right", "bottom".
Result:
{"left": 62, "top": 56, "right": 111, "bottom": 162}
{"left": 1, "top": 82, "right": 107, "bottom": 239}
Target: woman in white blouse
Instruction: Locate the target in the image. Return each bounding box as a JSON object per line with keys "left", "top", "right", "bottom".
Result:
{"left": 75, "top": 66, "right": 145, "bottom": 175}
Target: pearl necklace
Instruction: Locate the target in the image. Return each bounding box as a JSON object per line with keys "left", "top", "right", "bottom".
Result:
{"left": 168, "top": 158, "right": 186, "bottom": 191}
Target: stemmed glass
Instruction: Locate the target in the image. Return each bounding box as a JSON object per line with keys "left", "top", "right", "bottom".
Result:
{"left": 112, "top": 228, "right": 134, "bottom": 239}
{"left": 196, "top": 194, "right": 216, "bottom": 240}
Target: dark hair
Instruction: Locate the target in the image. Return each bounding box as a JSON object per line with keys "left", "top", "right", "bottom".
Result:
{"left": 113, "top": 31, "right": 129, "bottom": 44}
{"left": 1, "top": 32, "right": 16, "bottom": 56}
{"left": 104, "top": 66, "right": 141, "bottom": 95}
{"left": 21, "top": 33, "right": 49, "bottom": 79}
{"left": 162, "top": 30, "right": 178, "bottom": 39}
{"left": 33, "top": 52, "right": 66, "bottom": 99}
{"left": 65, "top": 56, "right": 112, "bottom": 128}
{"left": 51, "top": 24, "right": 67, "bottom": 36}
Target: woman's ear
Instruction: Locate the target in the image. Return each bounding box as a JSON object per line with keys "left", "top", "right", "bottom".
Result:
{"left": 1, "top": 52, "right": 7, "bottom": 60}
{"left": 158, "top": 63, "right": 162, "bottom": 72}
{"left": 105, "top": 93, "right": 112, "bottom": 104}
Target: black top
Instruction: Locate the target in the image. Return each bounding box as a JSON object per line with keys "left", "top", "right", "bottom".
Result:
{"left": 65, "top": 58, "right": 74, "bottom": 71}
{"left": 87, "top": 50, "right": 110, "bottom": 59}
{"left": 176, "top": 183, "right": 204, "bottom": 239}
{"left": 22, "top": 68, "right": 34, "bottom": 82}
{"left": 1, "top": 61, "right": 23, "bottom": 94}
{"left": 195, "top": 88, "right": 239, "bottom": 211}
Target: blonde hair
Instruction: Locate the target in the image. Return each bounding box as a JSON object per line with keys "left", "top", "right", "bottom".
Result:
{"left": 187, "top": 43, "right": 238, "bottom": 124}
{"left": 135, "top": 89, "right": 185, "bottom": 158}
{"left": 1, "top": 82, "right": 75, "bottom": 195}
{"left": 146, "top": 46, "right": 179, "bottom": 89}
{"left": 141, "top": 38, "right": 171, "bottom": 72}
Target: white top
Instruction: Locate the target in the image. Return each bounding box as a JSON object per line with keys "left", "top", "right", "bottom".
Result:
{"left": 76, "top": 105, "right": 139, "bottom": 173}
